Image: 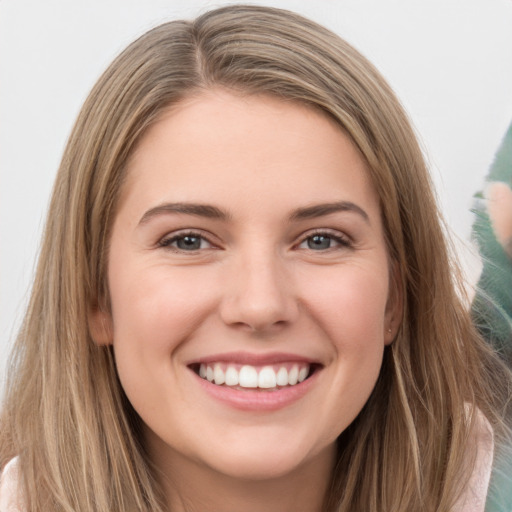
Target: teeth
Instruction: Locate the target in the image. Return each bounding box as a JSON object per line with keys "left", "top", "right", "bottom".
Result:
{"left": 239, "top": 365, "right": 258, "bottom": 388}
{"left": 197, "top": 362, "right": 311, "bottom": 389}
{"left": 298, "top": 366, "right": 308, "bottom": 383}
{"left": 288, "top": 365, "right": 299, "bottom": 385}
{"left": 258, "top": 366, "right": 277, "bottom": 388}
{"left": 225, "top": 366, "right": 239, "bottom": 386}
{"left": 213, "top": 364, "right": 225, "bottom": 385}
{"left": 276, "top": 367, "right": 289, "bottom": 386}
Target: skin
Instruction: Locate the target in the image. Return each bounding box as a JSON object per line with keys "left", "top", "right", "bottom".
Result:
{"left": 486, "top": 181, "right": 512, "bottom": 259}
{"left": 90, "top": 90, "right": 401, "bottom": 512}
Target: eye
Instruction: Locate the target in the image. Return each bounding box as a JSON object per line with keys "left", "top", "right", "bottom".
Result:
{"left": 159, "top": 232, "right": 213, "bottom": 252}
{"left": 297, "top": 231, "right": 351, "bottom": 251}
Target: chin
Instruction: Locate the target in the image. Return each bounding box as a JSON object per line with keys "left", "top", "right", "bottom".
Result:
{"left": 210, "top": 453, "right": 311, "bottom": 482}
{"left": 199, "top": 430, "right": 333, "bottom": 482}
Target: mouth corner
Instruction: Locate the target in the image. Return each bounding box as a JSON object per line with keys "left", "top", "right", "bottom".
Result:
{"left": 188, "top": 363, "right": 201, "bottom": 375}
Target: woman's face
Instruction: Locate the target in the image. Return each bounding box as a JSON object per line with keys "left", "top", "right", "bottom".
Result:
{"left": 91, "top": 90, "right": 400, "bottom": 482}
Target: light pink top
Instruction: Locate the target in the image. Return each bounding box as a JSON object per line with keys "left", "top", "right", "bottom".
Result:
{"left": 0, "top": 458, "right": 23, "bottom": 512}
{"left": 452, "top": 408, "right": 495, "bottom": 511}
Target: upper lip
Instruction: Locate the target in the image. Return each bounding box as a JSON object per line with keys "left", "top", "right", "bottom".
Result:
{"left": 185, "top": 351, "right": 322, "bottom": 367}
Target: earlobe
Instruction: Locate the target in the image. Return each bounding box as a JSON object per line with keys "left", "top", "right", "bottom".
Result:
{"left": 384, "top": 261, "right": 403, "bottom": 345}
{"left": 88, "top": 307, "right": 113, "bottom": 345}
{"left": 384, "top": 326, "right": 396, "bottom": 345}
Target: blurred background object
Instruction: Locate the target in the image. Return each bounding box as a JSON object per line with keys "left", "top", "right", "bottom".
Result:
{"left": 472, "top": 123, "right": 512, "bottom": 364}
{"left": 471, "top": 122, "right": 512, "bottom": 512}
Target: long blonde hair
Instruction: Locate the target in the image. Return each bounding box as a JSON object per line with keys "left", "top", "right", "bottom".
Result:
{"left": 1, "top": 5, "right": 510, "bottom": 511}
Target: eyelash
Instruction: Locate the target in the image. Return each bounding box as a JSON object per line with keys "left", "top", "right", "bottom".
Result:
{"left": 157, "top": 229, "right": 352, "bottom": 253}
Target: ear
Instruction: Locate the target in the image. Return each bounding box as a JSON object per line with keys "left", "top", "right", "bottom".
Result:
{"left": 384, "top": 261, "right": 403, "bottom": 345}
{"left": 88, "top": 306, "right": 114, "bottom": 346}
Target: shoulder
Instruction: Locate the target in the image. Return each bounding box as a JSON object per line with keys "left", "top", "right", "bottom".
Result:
{"left": 452, "top": 408, "right": 495, "bottom": 512}
{"left": 0, "top": 457, "right": 24, "bottom": 512}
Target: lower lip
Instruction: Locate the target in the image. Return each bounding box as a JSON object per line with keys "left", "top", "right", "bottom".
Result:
{"left": 192, "top": 370, "right": 319, "bottom": 411}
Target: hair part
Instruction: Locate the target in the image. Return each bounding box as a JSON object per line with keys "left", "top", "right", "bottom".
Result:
{"left": 1, "top": 5, "right": 510, "bottom": 511}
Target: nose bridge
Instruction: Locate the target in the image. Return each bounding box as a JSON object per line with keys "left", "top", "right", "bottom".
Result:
{"left": 220, "top": 240, "right": 297, "bottom": 331}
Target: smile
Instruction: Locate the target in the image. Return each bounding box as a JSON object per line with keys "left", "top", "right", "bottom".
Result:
{"left": 197, "top": 362, "right": 311, "bottom": 389}
{"left": 188, "top": 355, "right": 322, "bottom": 411}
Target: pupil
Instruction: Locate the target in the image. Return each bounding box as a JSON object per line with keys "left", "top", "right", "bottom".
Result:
{"left": 177, "top": 236, "right": 201, "bottom": 250}
{"left": 308, "top": 235, "right": 330, "bottom": 250}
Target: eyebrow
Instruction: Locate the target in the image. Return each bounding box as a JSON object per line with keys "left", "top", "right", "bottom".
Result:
{"left": 139, "top": 202, "right": 231, "bottom": 225}
{"left": 138, "top": 200, "right": 369, "bottom": 225}
{"left": 289, "top": 201, "right": 370, "bottom": 223}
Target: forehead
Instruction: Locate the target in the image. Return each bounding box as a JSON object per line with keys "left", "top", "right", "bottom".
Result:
{"left": 119, "top": 90, "right": 380, "bottom": 221}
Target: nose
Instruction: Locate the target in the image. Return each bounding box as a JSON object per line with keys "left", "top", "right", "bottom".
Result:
{"left": 219, "top": 249, "right": 299, "bottom": 333}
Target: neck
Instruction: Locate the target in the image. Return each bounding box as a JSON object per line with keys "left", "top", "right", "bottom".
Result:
{"left": 148, "top": 439, "right": 335, "bottom": 512}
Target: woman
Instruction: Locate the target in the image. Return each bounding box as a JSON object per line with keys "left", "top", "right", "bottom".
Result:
{"left": 0, "top": 5, "right": 509, "bottom": 511}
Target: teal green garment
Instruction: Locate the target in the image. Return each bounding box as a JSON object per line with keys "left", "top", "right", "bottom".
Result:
{"left": 471, "top": 122, "right": 512, "bottom": 360}
{"left": 471, "top": 122, "right": 512, "bottom": 512}
{"left": 485, "top": 444, "right": 512, "bottom": 512}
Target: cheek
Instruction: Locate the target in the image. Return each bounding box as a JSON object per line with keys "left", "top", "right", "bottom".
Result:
{"left": 108, "top": 266, "right": 218, "bottom": 422}
{"left": 302, "top": 265, "right": 389, "bottom": 345}
{"left": 299, "top": 266, "right": 388, "bottom": 426}
{"left": 108, "top": 263, "right": 218, "bottom": 352}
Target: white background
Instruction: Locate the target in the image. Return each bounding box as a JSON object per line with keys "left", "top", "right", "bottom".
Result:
{"left": 1, "top": 0, "right": 512, "bottom": 387}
